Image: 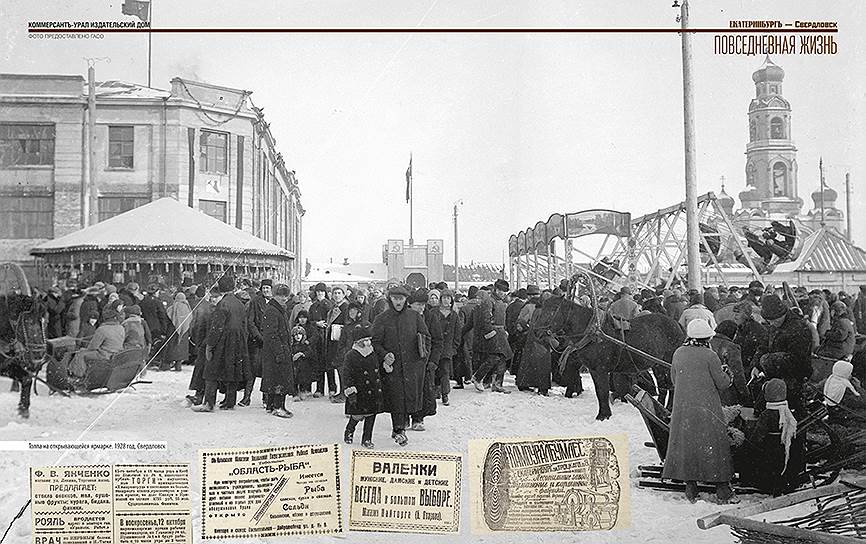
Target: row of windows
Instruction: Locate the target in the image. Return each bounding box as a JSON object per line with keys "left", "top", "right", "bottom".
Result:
{"left": 0, "top": 193, "right": 297, "bottom": 247}
{"left": 0, "top": 195, "right": 54, "bottom": 238}
{"left": 0, "top": 124, "right": 231, "bottom": 174}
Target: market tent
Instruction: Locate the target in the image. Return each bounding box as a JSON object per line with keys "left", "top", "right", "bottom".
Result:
{"left": 31, "top": 197, "right": 291, "bottom": 258}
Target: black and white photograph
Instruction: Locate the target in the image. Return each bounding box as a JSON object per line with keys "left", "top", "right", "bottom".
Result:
{"left": 1, "top": 1, "right": 865, "bottom": 543}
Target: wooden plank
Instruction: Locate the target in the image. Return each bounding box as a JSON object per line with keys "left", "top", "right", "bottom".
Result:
{"left": 697, "top": 476, "right": 866, "bottom": 530}
{"left": 714, "top": 514, "right": 866, "bottom": 544}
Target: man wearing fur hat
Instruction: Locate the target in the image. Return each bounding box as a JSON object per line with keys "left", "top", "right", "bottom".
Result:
{"left": 407, "top": 288, "right": 443, "bottom": 431}
{"left": 751, "top": 294, "right": 812, "bottom": 416}
{"left": 193, "top": 276, "right": 249, "bottom": 412}
{"left": 370, "top": 285, "right": 430, "bottom": 446}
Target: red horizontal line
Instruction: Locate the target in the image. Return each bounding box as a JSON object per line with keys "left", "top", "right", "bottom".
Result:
{"left": 26, "top": 27, "right": 838, "bottom": 34}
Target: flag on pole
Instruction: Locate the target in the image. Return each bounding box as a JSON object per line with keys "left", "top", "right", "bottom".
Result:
{"left": 122, "top": 0, "right": 151, "bottom": 22}
{"left": 405, "top": 154, "right": 412, "bottom": 203}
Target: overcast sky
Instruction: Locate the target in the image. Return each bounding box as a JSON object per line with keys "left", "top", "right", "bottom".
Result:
{"left": 3, "top": 1, "right": 864, "bottom": 265}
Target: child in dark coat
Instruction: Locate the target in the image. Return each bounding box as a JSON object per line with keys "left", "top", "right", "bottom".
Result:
{"left": 739, "top": 378, "right": 805, "bottom": 496}
{"left": 343, "top": 325, "right": 383, "bottom": 448}
{"left": 290, "top": 325, "right": 313, "bottom": 400}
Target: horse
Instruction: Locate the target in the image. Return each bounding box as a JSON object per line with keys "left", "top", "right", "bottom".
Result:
{"left": 0, "top": 293, "right": 47, "bottom": 418}
{"left": 522, "top": 281, "right": 684, "bottom": 421}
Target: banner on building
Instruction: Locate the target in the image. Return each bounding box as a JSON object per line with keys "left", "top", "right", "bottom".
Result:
{"left": 564, "top": 210, "right": 631, "bottom": 239}
{"left": 546, "top": 213, "right": 566, "bottom": 243}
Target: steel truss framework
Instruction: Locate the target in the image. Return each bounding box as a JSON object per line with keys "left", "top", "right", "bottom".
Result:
{"left": 509, "top": 192, "right": 762, "bottom": 292}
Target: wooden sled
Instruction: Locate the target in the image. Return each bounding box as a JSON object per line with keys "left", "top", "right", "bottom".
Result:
{"left": 698, "top": 476, "right": 866, "bottom": 543}
{"left": 46, "top": 346, "right": 150, "bottom": 394}
{"left": 626, "top": 386, "right": 852, "bottom": 493}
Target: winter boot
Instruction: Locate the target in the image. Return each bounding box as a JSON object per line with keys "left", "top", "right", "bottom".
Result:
{"left": 362, "top": 440, "right": 375, "bottom": 449}
{"left": 684, "top": 481, "right": 699, "bottom": 503}
{"left": 344, "top": 429, "right": 354, "bottom": 444}
{"left": 441, "top": 394, "right": 450, "bottom": 406}
{"left": 238, "top": 382, "right": 253, "bottom": 407}
{"left": 392, "top": 431, "right": 408, "bottom": 447}
{"left": 272, "top": 408, "right": 293, "bottom": 418}
{"left": 716, "top": 483, "right": 739, "bottom": 504}
{"left": 192, "top": 402, "right": 214, "bottom": 413}
{"left": 173, "top": 360, "right": 183, "bottom": 372}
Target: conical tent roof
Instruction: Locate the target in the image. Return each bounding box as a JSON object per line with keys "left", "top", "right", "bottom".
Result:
{"left": 31, "top": 197, "right": 291, "bottom": 257}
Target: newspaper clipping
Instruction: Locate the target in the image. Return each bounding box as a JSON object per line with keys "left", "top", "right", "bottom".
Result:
{"left": 348, "top": 449, "right": 461, "bottom": 534}
{"left": 198, "top": 443, "right": 342, "bottom": 539}
{"left": 29, "top": 464, "right": 192, "bottom": 544}
{"left": 469, "top": 435, "right": 629, "bottom": 534}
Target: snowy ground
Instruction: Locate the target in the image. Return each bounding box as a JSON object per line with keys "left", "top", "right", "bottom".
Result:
{"left": 0, "top": 369, "right": 815, "bottom": 544}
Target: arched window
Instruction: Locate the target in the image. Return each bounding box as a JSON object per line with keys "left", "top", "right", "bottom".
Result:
{"left": 770, "top": 117, "right": 785, "bottom": 139}
{"left": 772, "top": 162, "right": 787, "bottom": 196}
{"left": 747, "top": 163, "right": 757, "bottom": 187}
{"left": 749, "top": 119, "right": 757, "bottom": 141}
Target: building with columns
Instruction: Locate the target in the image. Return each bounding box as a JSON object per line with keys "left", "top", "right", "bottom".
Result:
{"left": 0, "top": 73, "right": 304, "bottom": 289}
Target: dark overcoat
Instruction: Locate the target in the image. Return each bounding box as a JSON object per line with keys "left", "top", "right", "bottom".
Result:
{"left": 757, "top": 310, "right": 813, "bottom": 413}
{"left": 710, "top": 334, "right": 753, "bottom": 407}
{"left": 662, "top": 344, "right": 733, "bottom": 483}
{"left": 738, "top": 408, "right": 805, "bottom": 495}
{"left": 343, "top": 348, "right": 384, "bottom": 416}
{"left": 261, "top": 298, "right": 293, "bottom": 395}
{"left": 371, "top": 302, "right": 430, "bottom": 415}
{"left": 204, "top": 293, "right": 249, "bottom": 384}
{"left": 188, "top": 300, "right": 213, "bottom": 392}
{"left": 246, "top": 292, "right": 267, "bottom": 376}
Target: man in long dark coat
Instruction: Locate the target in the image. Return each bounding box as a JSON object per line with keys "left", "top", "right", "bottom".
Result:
{"left": 505, "top": 288, "right": 527, "bottom": 376}
{"left": 140, "top": 283, "right": 173, "bottom": 368}
{"left": 408, "top": 289, "right": 442, "bottom": 431}
{"left": 186, "top": 288, "right": 216, "bottom": 406}
{"left": 261, "top": 284, "right": 293, "bottom": 418}
{"left": 242, "top": 278, "right": 271, "bottom": 407}
{"left": 192, "top": 276, "right": 249, "bottom": 412}
{"left": 307, "top": 282, "right": 333, "bottom": 397}
{"left": 371, "top": 285, "right": 430, "bottom": 446}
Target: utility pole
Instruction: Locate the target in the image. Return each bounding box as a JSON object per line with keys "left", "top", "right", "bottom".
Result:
{"left": 86, "top": 61, "right": 98, "bottom": 226}
{"left": 453, "top": 200, "right": 462, "bottom": 291}
{"left": 846, "top": 172, "right": 852, "bottom": 241}
{"left": 819, "top": 157, "right": 826, "bottom": 227}
{"left": 680, "top": 0, "right": 701, "bottom": 291}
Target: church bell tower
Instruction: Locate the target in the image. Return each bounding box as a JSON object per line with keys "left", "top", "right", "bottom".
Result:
{"left": 741, "top": 56, "right": 802, "bottom": 217}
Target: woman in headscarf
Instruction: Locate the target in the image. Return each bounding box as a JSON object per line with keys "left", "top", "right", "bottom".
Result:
{"left": 662, "top": 319, "right": 737, "bottom": 504}
{"left": 821, "top": 359, "right": 866, "bottom": 426}
{"left": 739, "top": 378, "right": 805, "bottom": 496}
{"left": 166, "top": 291, "right": 192, "bottom": 372}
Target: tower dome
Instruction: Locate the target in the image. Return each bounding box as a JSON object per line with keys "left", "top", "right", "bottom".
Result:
{"left": 811, "top": 184, "right": 838, "bottom": 209}
{"left": 738, "top": 184, "right": 760, "bottom": 209}
{"left": 752, "top": 56, "right": 785, "bottom": 83}
{"left": 717, "top": 184, "right": 735, "bottom": 216}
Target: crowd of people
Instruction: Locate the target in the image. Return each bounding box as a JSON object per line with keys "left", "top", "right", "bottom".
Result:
{"left": 180, "top": 276, "right": 523, "bottom": 448}
{"left": 617, "top": 280, "right": 866, "bottom": 504}
{"left": 9, "top": 274, "right": 866, "bottom": 496}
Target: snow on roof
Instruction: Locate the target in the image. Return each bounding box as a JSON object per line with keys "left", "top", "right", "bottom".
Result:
{"left": 774, "top": 227, "right": 866, "bottom": 273}
{"left": 31, "top": 197, "right": 291, "bottom": 258}
{"left": 92, "top": 80, "right": 170, "bottom": 100}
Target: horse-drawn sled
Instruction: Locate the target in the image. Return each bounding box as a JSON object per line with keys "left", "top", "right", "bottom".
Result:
{"left": 44, "top": 337, "right": 150, "bottom": 394}
{"left": 2, "top": 287, "right": 151, "bottom": 418}
{"left": 627, "top": 383, "right": 866, "bottom": 495}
